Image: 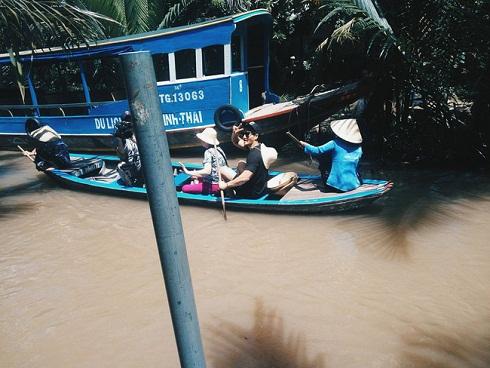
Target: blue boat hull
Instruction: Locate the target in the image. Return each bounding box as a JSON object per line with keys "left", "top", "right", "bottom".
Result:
{"left": 42, "top": 154, "right": 393, "bottom": 214}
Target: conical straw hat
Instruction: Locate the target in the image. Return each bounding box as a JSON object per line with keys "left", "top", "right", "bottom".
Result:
{"left": 330, "top": 119, "right": 362, "bottom": 144}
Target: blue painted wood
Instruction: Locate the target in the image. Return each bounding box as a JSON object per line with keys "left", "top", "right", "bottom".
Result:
{"left": 0, "top": 10, "right": 271, "bottom": 148}
{"left": 44, "top": 153, "right": 392, "bottom": 214}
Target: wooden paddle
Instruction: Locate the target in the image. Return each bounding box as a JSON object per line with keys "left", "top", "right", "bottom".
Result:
{"left": 214, "top": 144, "right": 227, "bottom": 221}
{"left": 285, "top": 131, "right": 303, "bottom": 149}
{"left": 17, "top": 145, "right": 35, "bottom": 162}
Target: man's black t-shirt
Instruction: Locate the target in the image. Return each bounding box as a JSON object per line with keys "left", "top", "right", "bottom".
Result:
{"left": 235, "top": 146, "right": 268, "bottom": 198}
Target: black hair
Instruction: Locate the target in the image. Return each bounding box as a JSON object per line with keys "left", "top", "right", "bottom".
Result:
{"left": 242, "top": 122, "right": 260, "bottom": 135}
{"left": 25, "top": 118, "right": 42, "bottom": 135}
{"left": 113, "top": 112, "right": 134, "bottom": 139}
{"left": 121, "top": 110, "right": 132, "bottom": 122}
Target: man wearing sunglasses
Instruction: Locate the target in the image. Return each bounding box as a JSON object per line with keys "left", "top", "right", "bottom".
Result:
{"left": 218, "top": 122, "right": 269, "bottom": 199}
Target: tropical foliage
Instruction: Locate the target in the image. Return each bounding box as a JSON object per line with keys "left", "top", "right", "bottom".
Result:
{"left": 0, "top": 0, "right": 115, "bottom": 102}
{"left": 2, "top": 0, "right": 488, "bottom": 163}
{"left": 307, "top": 0, "right": 490, "bottom": 163}
{"left": 0, "top": 0, "right": 114, "bottom": 53}
{"left": 78, "top": 0, "right": 250, "bottom": 36}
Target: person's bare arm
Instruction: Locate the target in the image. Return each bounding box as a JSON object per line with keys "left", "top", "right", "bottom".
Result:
{"left": 179, "top": 162, "right": 212, "bottom": 178}
{"left": 219, "top": 170, "right": 253, "bottom": 190}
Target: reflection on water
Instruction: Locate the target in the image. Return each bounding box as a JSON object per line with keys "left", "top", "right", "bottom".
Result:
{"left": 1, "top": 151, "right": 490, "bottom": 368}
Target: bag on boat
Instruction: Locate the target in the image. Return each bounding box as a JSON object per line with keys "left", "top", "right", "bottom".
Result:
{"left": 267, "top": 172, "right": 298, "bottom": 196}
{"left": 35, "top": 139, "right": 71, "bottom": 171}
{"left": 260, "top": 143, "right": 277, "bottom": 169}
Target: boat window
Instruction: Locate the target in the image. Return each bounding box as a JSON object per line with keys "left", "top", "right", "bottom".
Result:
{"left": 0, "top": 64, "right": 33, "bottom": 110}
{"left": 85, "top": 58, "right": 127, "bottom": 102}
{"left": 30, "top": 61, "right": 88, "bottom": 114}
{"left": 152, "top": 53, "right": 170, "bottom": 82}
{"left": 231, "top": 35, "right": 242, "bottom": 72}
{"left": 202, "top": 45, "right": 224, "bottom": 76}
{"left": 175, "top": 49, "right": 196, "bottom": 79}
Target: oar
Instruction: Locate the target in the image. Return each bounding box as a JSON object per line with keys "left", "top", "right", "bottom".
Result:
{"left": 17, "top": 145, "right": 35, "bottom": 162}
{"left": 214, "top": 144, "right": 227, "bottom": 221}
{"left": 285, "top": 131, "right": 303, "bottom": 149}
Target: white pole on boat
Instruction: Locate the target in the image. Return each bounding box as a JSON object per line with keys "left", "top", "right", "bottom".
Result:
{"left": 120, "top": 51, "right": 206, "bottom": 368}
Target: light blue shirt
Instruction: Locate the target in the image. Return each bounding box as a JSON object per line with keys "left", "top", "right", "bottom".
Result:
{"left": 304, "top": 138, "right": 362, "bottom": 192}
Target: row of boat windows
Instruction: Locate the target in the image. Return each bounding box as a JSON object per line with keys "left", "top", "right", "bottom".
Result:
{"left": 0, "top": 41, "right": 243, "bottom": 108}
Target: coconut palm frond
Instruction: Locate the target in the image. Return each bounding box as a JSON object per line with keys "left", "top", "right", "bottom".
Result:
{"left": 329, "top": 17, "right": 358, "bottom": 44}
{"left": 367, "top": 28, "right": 390, "bottom": 56}
{"left": 313, "top": 6, "right": 363, "bottom": 36}
{"left": 352, "top": 0, "right": 391, "bottom": 31}
{"left": 0, "top": 0, "right": 115, "bottom": 53}
{"left": 378, "top": 32, "right": 396, "bottom": 60}
{"left": 79, "top": 0, "right": 126, "bottom": 35}
{"left": 157, "top": 0, "right": 196, "bottom": 29}
{"left": 222, "top": 0, "right": 250, "bottom": 13}
{"left": 315, "top": 36, "right": 330, "bottom": 52}
{"left": 7, "top": 48, "right": 25, "bottom": 102}
{"left": 123, "top": 0, "right": 150, "bottom": 33}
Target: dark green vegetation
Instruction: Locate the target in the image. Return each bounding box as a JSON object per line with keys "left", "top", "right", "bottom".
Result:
{"left": 1, "top": 0, "right": 488, "bottom": 165}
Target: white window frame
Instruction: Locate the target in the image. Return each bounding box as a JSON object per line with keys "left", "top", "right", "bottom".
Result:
{"left": 168, "top": 52, "right": 176, "bottom": 82}
{"left": 157, "top": 44, "right": 233, "bottom": 86}
{"left": 224, "top": 44, "right": 231, "bottom": 75}
{"left": 196, "top": 48, "right": 203, "bottom": 78}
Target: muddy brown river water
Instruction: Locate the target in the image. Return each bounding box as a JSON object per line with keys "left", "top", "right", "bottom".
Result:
{"left": 1, "top": 150, "right": 490, "bottom": 368}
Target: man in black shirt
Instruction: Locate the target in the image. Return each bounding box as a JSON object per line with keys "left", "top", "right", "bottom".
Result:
{"left": 218, "top": 122, "right": 269, "bottom": 198}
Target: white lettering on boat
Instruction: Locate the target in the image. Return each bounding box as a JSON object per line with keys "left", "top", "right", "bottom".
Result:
{"left": 159, "top": 90, "right": 205, "bottom": 104}
{"left": 94, "top": 117, "right": 121, "bottom": 130}
{"left": 162, "top": 111, "right": 203, "bottom": 126}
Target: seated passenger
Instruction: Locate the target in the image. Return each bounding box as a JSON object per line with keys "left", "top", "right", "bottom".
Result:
{"left": 113, "top": 111, "right": 143, "bottom": 187}
{"left": 179, "top": 128, "right": 229, "bottom": 195}
{"left": 218, "top": 122, "right": 277, "bottom": 199}
{"left": 300, "top": 119, "right": 363, "bottom": 192}
{"left": 24, "top": 118, "right": 71, "bottom": 171}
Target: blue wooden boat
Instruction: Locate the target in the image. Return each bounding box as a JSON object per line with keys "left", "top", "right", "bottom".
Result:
{"left": 0, "top": 10, "right": 360, "bottom": 151}
{"left": 40, "top": 154, "right": 393, "bottom": 213}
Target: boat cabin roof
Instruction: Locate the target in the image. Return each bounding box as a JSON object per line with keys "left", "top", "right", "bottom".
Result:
{"left": 0, "top": 9, "right": 271, "bottom": 64}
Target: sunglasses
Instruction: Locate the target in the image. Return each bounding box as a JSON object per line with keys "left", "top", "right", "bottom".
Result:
{"left": 238, "top": 130, "right": 255, "bottom": 138}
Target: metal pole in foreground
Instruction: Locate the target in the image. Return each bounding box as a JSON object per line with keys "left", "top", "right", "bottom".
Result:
{"left": 120, "top": 51, "right": 206, "bottom": 368}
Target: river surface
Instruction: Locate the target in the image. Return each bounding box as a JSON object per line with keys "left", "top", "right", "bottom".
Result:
{"left": 1, "top": 149, "right": 490, "bottom": 368}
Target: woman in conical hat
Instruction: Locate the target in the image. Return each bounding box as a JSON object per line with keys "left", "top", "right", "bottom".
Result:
{"left": 179, "top": 127, "right": 230, "bottom": 195}
{"left": 300, "top": 118, "right": 363, "bottom": 192}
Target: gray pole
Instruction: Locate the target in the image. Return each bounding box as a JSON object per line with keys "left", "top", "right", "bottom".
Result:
{"left": 120, "top": 51, "right": 206, "bottom": 368}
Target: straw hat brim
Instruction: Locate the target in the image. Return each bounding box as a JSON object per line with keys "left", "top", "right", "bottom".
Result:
{"left": 196, "top": 131, "right": 219, "bottom": 146}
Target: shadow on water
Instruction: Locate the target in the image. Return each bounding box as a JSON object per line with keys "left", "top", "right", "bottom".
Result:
{"left": 0, "top": 202, "right": 39, "bottom": 220}
{"left": 207, "top": 299, "right": 326, "bottom": 368}
{"left": 0, "top": 153, "right": 24, "bottom": 178}
{"left": 0, "top": 152, "right": 24, "bottom": 162}
{"left": 361, "top": 165, "right": 490, "bottom": 229}
{"left": 399, "top": 322, "right": 490, "bottom": 368}
{"left": 0, "top": 179, "right": 47, "bottom": 198}
{"left": 302, "top": 165, "right": 490, "bottom": 260}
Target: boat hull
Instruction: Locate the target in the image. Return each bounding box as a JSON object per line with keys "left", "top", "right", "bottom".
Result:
{"left": 0, "top": 81, "right": 360, "bottom": 152}
{"left": 42, "top": 154, "right": 392, "bottom": 214}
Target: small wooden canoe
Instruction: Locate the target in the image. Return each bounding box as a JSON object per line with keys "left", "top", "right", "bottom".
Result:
{"left": 42, "top": 154, "right": 393, "bottom": 213}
